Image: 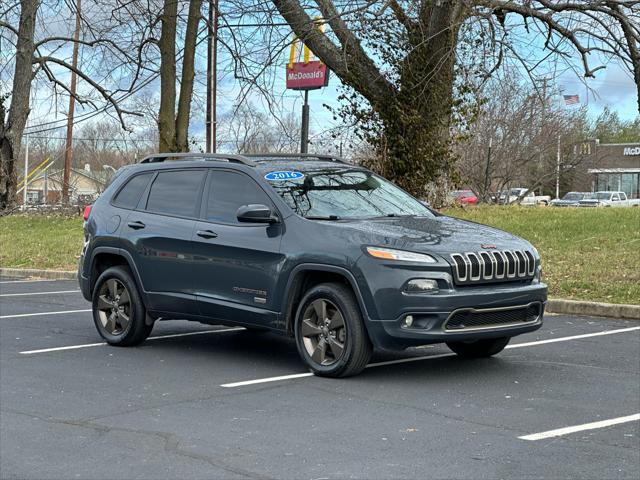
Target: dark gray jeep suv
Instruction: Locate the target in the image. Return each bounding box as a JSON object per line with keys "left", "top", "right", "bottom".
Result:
{"left": 79, "top": 153, "right": 547, "bottom": 377}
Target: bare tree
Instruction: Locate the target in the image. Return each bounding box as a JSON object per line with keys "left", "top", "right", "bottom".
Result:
{"left": 0, "top": 0, "right": 39, "bottom": 209}
{"left": 219, "top": 103, "right": 300, "bottom": 153}
{"left": 0, "top": 0, "right": 148, "bottom": 209}
{"left": 157, "top": 0, "right": 203, "bottom": 152}
{"left": 455, "top": 74, "right": 594, "bottom": 200}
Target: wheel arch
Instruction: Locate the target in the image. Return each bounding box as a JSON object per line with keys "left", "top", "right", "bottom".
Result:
{"left": 281, "top": 264, "right": 370, "bottom": 335}
{"left": 89, "top": 247, "right": 147, "bottom": 305}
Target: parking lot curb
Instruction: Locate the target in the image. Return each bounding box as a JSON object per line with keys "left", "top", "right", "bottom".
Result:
{"left": 547, "top": 298, "right": 640, "bottom": 320}
{"left": 0, "top": 268, "right": 77, "bottom": 281}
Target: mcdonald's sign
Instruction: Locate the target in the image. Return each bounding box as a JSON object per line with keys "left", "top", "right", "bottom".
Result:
{"left": 286, "top": 21, "right": 330, "bottom": 90}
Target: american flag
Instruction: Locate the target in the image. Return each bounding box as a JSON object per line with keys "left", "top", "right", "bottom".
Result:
{"left": 563, "top": 94, "right": 580, "bottom": 105}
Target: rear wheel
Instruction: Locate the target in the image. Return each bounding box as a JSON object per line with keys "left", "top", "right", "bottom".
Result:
{"left": 92, "top": 266, "right": 152, "bottom": 346}
{"left": 294, "top": 283, "right": 372, "bottom": 377}
{"left": 446, "top": 337, "right": 510, "bottom": 358}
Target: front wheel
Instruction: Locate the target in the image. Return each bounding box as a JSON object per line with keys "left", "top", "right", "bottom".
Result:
{"left": 294, "top": 283, "right": 372, "bottom": 377}
{"left": 446, "top": 337, "right": 510, "bottom": 358}
{"left": 92, "top": 266, "right": 153, "bottom": 346}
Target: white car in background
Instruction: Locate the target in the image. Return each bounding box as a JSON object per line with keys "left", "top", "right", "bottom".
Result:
{"left": 550, "top": 192, "right": 591, "bottom": 207}
{"left": 578, "top": 191, "right": 640, "bottom": 207}
{"left": 499, "top": 188, "right": 551, "bottom": 205}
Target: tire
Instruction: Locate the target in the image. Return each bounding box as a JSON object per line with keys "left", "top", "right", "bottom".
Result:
{"left": 294, "top": 282, "right": 372, "bottom": 378}
{"left": 92, "top": 266, "right": 153, "bottom": 346}
{"left": 446, "top": 337, "right": 510, "bottom": 358}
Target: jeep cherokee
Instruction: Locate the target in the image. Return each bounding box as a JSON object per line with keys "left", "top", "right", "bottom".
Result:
{"left": 79, "top": 153, "right": 547, "bottom": 377}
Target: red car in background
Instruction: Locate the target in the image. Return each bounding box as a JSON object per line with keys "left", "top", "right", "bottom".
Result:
{"left": 449, "top": 190, "right": 478, "bottom": 205}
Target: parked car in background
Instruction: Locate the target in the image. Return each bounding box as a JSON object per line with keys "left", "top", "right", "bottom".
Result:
{"left": 550, "top": 192, "right": 590, "bottom": 207}
{"left": 499, "top": 188, "right": 551, "bottom": 206}
{"left": 449, "top": 190, "right": 478, "bottom": 205}
{"left": 578, "top": 191, "right": 640, "bottom": 208}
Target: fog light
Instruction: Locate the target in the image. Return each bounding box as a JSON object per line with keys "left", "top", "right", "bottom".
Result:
{"left": 402, "top": 315, "right": 414, "bottom": 328}
{"left": 404, "top": 279, "right": 439, "bottom": 294}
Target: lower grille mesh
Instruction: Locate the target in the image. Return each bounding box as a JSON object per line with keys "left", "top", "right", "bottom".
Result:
{"left": 445, "top": 303, "right": 541, "bottom": 331}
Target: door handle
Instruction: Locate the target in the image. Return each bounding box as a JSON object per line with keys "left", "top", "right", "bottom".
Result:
{"left": 196, "top": 229, "right": 218, "bottom": 239}
{"left": 127, "top": 220, "right": 146, "bottom": 230}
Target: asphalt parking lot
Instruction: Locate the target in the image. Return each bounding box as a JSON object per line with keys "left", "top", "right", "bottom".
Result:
{"left": 1, "top": 276, "right": 639, "bottom": 480}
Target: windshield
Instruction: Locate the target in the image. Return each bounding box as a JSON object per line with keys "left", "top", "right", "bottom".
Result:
{"left": 509, "top": 188, "right": 525, "bottom": 196}
{"left": 595, "top": 192, "right": 613, "bottom": 200}
{"left": 264, "top": 168, "right": 433, "bottom": 219}
{"left": 563, "top": 193, "right": 584, "bottom": 201}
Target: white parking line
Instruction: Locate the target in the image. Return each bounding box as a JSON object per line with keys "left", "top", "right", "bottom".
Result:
{"left": 0, "top": 309, "right": 92, "bottom": 319}
{"left": 506, "top": 326, "right": 640, "bottom": 348}
{"left": 519, "top": 413, "right": 640, "bottom": 441}
{"left": 19, "top": 327, "right": 245, "bottom": 354}
{"left": 220, "top": 326, "right": 640, "bottom": 388}
{"left": 0, "top": 279, "right": 72, "bottom": 284}
{"left": 219, "top": 352, "right": 457, "bottom": 388}
{"left": 0, "top": 290, "right": 79, "bottom": 297}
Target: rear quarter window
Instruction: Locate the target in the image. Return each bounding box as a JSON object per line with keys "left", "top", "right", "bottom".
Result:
{"left": 112, "top": 173, "right": 153, "bottom": 209}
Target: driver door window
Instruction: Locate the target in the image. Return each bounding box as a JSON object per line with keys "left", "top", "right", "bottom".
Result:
{"left": 204, "top": 170, "right": 274, "bottom": 223}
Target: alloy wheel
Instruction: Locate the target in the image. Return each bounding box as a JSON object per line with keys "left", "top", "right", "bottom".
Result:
{"left": 96, "top": 278, "right": 131, "bottom": 335}
{"left": 300, "top": 298, "right": 346, "bottom": 365}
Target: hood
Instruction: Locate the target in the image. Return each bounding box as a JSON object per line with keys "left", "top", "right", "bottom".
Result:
{"left": 328, "top": 215, "right": 533, "bottom": 257}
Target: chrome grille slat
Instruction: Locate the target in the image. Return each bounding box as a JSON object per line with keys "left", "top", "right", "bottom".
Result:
{"left": 450, "top": 249, "right": 536, "bottom": 285}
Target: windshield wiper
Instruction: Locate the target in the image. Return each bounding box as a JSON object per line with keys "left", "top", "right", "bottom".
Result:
{"left": 304, "top": 215, "right": 341, "bottom": 221}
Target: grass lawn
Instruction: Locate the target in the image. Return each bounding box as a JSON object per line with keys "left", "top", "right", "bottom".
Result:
{"left": 1, "top": 207, "right": 638, "bottom": 304}
{"left": 0, "top": 215, "right": 84, "bottom": 271}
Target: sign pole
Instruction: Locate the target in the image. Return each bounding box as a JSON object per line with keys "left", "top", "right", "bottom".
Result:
{"left": 206, "top": 0, "right": 218, "bottom": 153}
{"left": 300, "top": 90, "right": 309, "bottom": 154}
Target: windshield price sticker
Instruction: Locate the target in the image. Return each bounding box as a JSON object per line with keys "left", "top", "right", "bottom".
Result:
{"left": 265, "top": 171, "right": 304, "bottom": 181}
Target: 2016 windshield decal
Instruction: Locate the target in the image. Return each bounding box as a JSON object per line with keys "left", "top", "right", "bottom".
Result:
{"left": 265, "top": 171, "right": 304, "bottom": 181}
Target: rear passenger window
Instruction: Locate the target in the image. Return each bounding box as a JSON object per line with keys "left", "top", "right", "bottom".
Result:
{"left": 146, "top": 170, "right": 204, "bottom": 217}
{"left": 205, "top": 171, "right": 273, "bottom": 223}
{"left": 112, "top": 173, "right": 152, "bottom": 209}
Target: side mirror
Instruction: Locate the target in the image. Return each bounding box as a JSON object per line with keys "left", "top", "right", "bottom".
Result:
{"left": 237, "top": 204, "right": 278, "bottom": 223}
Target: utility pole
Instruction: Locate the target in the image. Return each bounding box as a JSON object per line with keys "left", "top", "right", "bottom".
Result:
{"left": 22, "top": 135, "right": 29, "bottom": 210}
{"left": 482, "top": 137, "right": 492, "bottom": 203}
{"left": 62, "top": 0, "right": 82, "bottom": 203}
{"left": 555, "top": 135, "right": 561, "bottom": 199}
{"left": 206, "top": 0, "right": 218, "bottom": 153}
{"left": 300, "top": 90, "right": 309, "bottom": 154}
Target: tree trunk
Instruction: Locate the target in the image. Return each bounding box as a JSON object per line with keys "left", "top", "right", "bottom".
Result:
{"left": 0, "top": 0, "right": 40, "bottom": 210}
{"left": 175, "top": 0, "right": 202, "bottom": 151}
{"left": 377, "top": 0, "right": 460, "bottom": 196}
{"left": 158, "top": 0, "right": 178, "bottom": 152}
{"left": 157, "top": 0, "right": 202, "bottom": 153}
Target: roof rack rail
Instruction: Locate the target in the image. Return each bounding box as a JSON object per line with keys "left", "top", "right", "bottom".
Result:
{"left": 138, "top": 152, "right": 256, "bottom": 167}
{"left": 243, "top": 153, "right": 347, "bottom": 164}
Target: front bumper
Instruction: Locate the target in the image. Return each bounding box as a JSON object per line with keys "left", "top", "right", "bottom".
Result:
{"left": 366, "top": 300, "right": 545, "bottom": 349}
{"left": 355, "top": 256, "right": 547, "bottom": 349}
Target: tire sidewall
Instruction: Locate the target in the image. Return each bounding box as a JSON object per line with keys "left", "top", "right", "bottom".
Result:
{"left": 294, "top": 285, "right": 357, "bottom": 376}
{"left": 92, "top": 266, "right": 145, "bottom": 345}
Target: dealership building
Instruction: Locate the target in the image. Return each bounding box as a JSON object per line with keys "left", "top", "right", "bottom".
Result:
{"left": 570, "top": 140, "right": 640, "bottom": 199}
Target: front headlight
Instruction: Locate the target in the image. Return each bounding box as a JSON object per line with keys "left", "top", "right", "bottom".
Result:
{"left": 366, "top": 246, "right": 436, "bottom": 263}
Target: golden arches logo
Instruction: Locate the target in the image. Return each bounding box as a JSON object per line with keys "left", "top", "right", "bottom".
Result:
{"left": 288, "top": 17, "right": 325, "bottom": 69}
